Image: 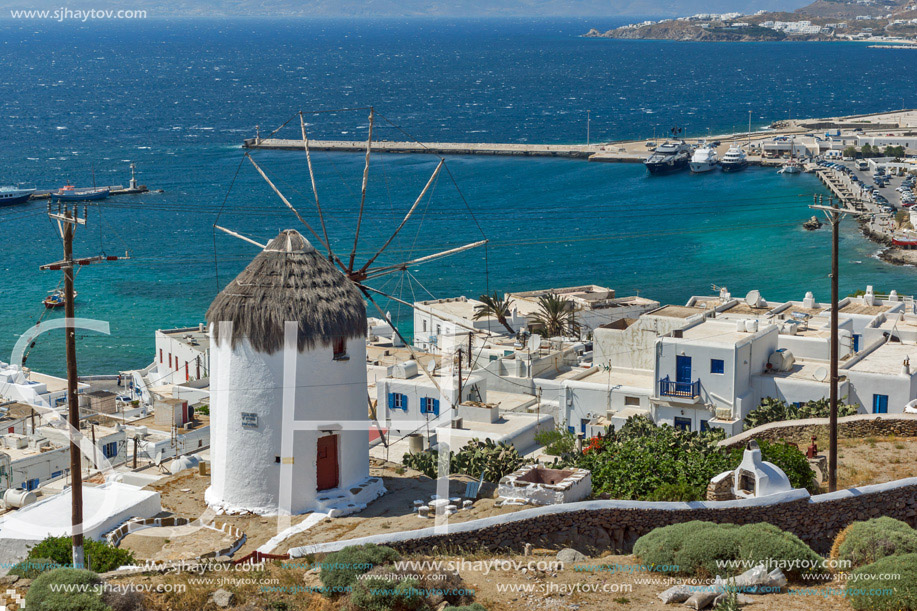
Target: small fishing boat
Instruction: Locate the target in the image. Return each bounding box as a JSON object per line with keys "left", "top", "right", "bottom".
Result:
{"left": 52, "top": 185, "right": 110, "bottom": 202}
{"left": 892, "top": 232, "right": 917, "bottom": 248}
{"left": 43, "top": 289, "right": 76, "bottom": 308}
{"left": 778, "top": 159, "right": 802, "bottom": 174}
{"left": 0, "top": 186, "right": 36, "bottom": 207}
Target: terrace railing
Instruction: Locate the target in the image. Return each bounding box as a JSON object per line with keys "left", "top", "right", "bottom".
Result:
{"left": 658, "top": 376, "right": 700, "bottom": 399}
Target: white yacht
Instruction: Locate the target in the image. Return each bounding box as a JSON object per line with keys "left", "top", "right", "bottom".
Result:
{"left": 720, "top": 144, "right": 748, "bottom": 173}
{"left": 778, "top": 159, "right": 802, "bottom": 174}
{"left": 689, "top": 143, "right": 719, "bottom": 173}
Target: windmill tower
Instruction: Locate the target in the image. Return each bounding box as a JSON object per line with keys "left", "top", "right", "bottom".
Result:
{"left": 205, "top": 229, "right": 372, "bottom": 514}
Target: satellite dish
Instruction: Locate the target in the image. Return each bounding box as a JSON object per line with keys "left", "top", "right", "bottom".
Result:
{"left": 745, "top": 290, "right": 761, "bottom": 307}
{"left": 813, "top": 367, "right": 828, "bottom": 382}
{"left": 425, "top": 360, "right": 436, "bottom": 374}
{"left": 527, "top": 334, "right": 542, "bottom": 352}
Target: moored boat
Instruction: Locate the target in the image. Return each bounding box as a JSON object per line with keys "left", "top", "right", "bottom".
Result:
{"left": 720, "top": 145, "right": 749, "bottom": 173}
{"left": 43, "top": 289, "right": 76, "bottom": 308}
{"left": 778, "top": 159, "right": 802, "bottom": 174}
{"left": 644, "top": 141, "right": 693, "bottom": 175}
{"left": 52, "top": 185, "right": 110, "bottom": 202}
{"left": 689, "top": 143, "right": 719, "bottom": 173}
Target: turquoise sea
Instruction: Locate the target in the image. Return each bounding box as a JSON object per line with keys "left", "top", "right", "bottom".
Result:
{"left": 0, "top": 17, "right": 914, "bottom": 375}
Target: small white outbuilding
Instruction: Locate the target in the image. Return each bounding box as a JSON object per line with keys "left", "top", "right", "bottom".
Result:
{"left": 205, "top": 230, "right": 381, "bottom": 515}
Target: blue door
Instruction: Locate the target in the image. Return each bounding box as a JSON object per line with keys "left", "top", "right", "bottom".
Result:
{"left": 676, "top": 356, "right": 692, "bottom": 384}
{"left": 873, "top": 394, "right": 888, "bottom": 414}
{"left": 674, "top": 417, "right": 692, "bottom": 431}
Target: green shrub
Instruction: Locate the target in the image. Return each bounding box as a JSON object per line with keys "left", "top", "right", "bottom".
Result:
{"left": 571, "top": 416, "right": 729, "bottom": 500}
{"left": 319, "top": 544, "right": 401, "bottom": 597}
{"left": 348, "top": 576, "right": 427, "bottom": 611}
{"left": 633, "top": 521, "right": 822, "bottom": 581}
{"left": 25, "top": 568, "right": 110, "bottom": 611}
{"left": 18, "top": 536, "right": 135, "bottom": 574}
{"left": 444, "top": 605, "right": 487, "bottom": 611}
{"left": 644, "top": 480, "right": 704, "bottom": 502}
{"left": 744, "top": 397, "right": 858, "bottom": 430}
{"left": 847, "top": 553, "right": 917, "bottom": 610}
{"left": 403, "top": 438, "right": 529, "bottom": 482}
{"left": 10, "top": 557, "right": 65, "bottom": 579}
{"left": 534, "top": 427, "right": 575, "bottom": 456}
{"left": 834, "top": 518, "right": 917, "bottom": 568}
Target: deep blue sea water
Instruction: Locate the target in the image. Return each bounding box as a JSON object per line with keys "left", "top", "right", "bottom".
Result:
{"left": 1, "top": 17, "right": 915, "bottom": 375}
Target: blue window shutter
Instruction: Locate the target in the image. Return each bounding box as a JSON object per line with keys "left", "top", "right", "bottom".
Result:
{"left": 567, "top": 425, "right": 575, "bottom": 434}
{"left": 433, "top": 399, "right": 440, "bottom": 416}
{"left": 388, "top": 393, "right": 395, "bottom": 411}
{"left": 403, "top": 395, "right": 408, "bottom": 411}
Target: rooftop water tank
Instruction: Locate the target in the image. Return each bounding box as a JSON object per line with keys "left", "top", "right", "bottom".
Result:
{"left": 169, "top": 454, "right": 200, "bottom": 475}
{"left": 3, "top": 488, "right": 37, "bottom": 509}
{"left": 768, "top": 349, "right": 796, "bottom": 372}
{"left": 392, "top": 360, "right": 419, "bottom": 379}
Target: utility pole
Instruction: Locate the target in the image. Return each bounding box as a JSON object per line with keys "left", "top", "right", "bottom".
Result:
{"left": 810, "top": 195, "right": 870, "bottom": 492}
{"left": 457, "top": 348, "right": 463, "bottom": 405}
{"left": 467, "top": 332, "right": 473, "bottom": 368}
{"left": 40, "top": 202, "right": 129, "bottom": 568}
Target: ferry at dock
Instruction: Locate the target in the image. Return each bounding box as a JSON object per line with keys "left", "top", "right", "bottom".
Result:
{"left": 0, "top": 186, "right": 36, "bottom": 206}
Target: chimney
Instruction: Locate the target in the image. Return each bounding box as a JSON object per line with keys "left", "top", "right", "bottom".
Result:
{"left": 803, "top": 291, "right": 815, "bottom": 309}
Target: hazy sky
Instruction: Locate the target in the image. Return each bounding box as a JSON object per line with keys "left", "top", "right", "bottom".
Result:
{"left": 0, "top": 0, "right": 809, "bottom": 18}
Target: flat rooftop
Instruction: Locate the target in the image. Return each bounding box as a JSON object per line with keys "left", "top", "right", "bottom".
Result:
{"left": 1, "top": 439, "right": 67, "bottom": 461}
{"left": 159, "top": 327, "right": 210, "bottom": 352}
{"left": 367, "top": 345, "right": 438, "bottom": 371}
{"left": 129, "top": 412, "right": 210, "bottom": 434}
{"left": 651, "top": 305, "right": 708, "bottom": 319}
{"left": 758, "top": 359, "right": 832, "bottom": 384}
{"left": 576, "top": 368, "right": 654, "bottom": 390}
{"left": 777, "top": 302, "right": 830, "bottom": 317}
{"left": 839, "top": 301, "right": 894, "bottom": 316}
{"left": 0, "top": 402, "right": 39, "bottom": 422}
{"left": 718, "top": 302, "right": 775, "bottom": 316}
{"left": 678, "top": 319, "right": 773, "bottom": 346}
{"left": 416, "top": 296, "right": 485, "bottom": 322}
{"left": 847, "top": 342, "right": 917, "bottom": 375}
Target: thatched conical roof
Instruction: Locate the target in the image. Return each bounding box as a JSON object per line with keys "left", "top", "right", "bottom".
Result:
{"left": 207, "top": 229, "right": 366, "bottom": 354}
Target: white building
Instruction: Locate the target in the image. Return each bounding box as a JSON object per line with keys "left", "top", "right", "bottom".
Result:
{"left": 413, "top": 296, "right": 527, "bottom": 352}
{"left": 0, "top": 433, "right": 69, "bottom": 492}
{"left": 509, "top": 285, "right": 659, "bottom": 338}
{"left": 152, "top": 326, "right": 210, "bottom": 387}
{"left": 205, "top": 230, "right": 380, "bottom": 515}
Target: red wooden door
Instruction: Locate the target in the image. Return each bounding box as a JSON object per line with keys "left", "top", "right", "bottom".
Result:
{"left": 316, "top": 435, "right": 339, "bottom": 491}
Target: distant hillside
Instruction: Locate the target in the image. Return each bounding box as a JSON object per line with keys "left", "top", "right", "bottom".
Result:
{"left": 0, "top": 0, "right": 807, "bottom": 18}
{"left": 586, "top": 0, "right": 917, "bottom": 42}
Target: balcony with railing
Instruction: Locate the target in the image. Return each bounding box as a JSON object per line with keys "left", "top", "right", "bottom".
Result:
{"left": 658, "top": 376, "right": 701, "bottom": 399}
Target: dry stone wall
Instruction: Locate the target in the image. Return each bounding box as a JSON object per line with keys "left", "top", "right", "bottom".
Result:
{"left": 719, "top": 414, "right": 917, "bottom": 449}
{"left": 296, "top": 479, "right": 917, "bottom": 557}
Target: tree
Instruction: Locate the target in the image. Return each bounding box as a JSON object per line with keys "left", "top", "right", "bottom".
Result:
{"left": 473, "top": 292, "right": 516, "bottom": 335}
{"left": 843, "top": 145, "right": 859, "bottom": 159}
{"left": 884, "top": 145, "right": 905, "bottom": 159}
{"left": 531, "top": 293, "right": 580, "bottom": 338}
{"left": 861, "top": 143, "right": 874, "bottom": 158}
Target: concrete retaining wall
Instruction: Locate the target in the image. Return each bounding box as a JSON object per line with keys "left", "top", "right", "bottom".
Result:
{"left": 289, "top": 478, "right": 917, "bottom": 557}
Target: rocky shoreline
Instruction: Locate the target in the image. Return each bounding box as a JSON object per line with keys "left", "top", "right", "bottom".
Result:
{"left": 857, "top": 219, "right": 917, "bottom": 267}
{"left": 583, "top": 26, "right": 833, "bottom": 43}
